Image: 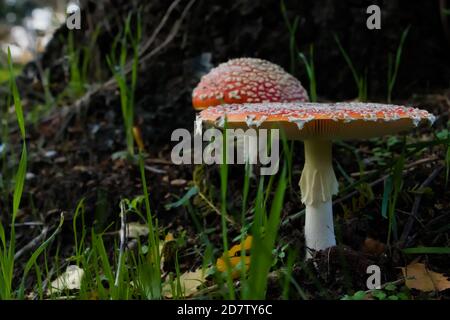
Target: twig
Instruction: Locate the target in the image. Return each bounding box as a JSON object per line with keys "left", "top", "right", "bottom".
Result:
{"left": 36, "top": 0, "right": 197, "bottom": 140}
{"left": 363, "top": 277, "right": 409, "bottom": 295}
{"left": 282, "top": 161, "right": 443, "bottom": 227}
{"left": 114, "top": 201, "right": 128, "bottom": 287}
{"left": 138, "top": 0, "right": 197, "bottom": 66}
{"left": 10, "top": 221, "right": 44, "bottom": 227}
{"left": 333, "top": 174, "right": 388, "bottom": 206}
{"left": 29, "top": 266, "right": 56, "bottom": 300}
{"left": 197, "top": 190, "right": 238, "bottom": 227}
{"left": 147, "top": 158, "right": 176, "bottom": 165}
{"left": 14, "top": 226, "right": 49, "bottom": 260}
{"left": 190, "top": 284, "right": 219, "bottom": 298}
{"left": 398, "top": 165, "right": 444, "bottom": 248}
{"left": 101, "top": 0, "right": 184, "bottom": 88}
{"left": 139, "top": 0, "right": 183, "bottom": 56}
{"left": 104, "top": 0, "right": 196, "bottom": 88}
{"left": 350, "top": 156, "right": 439, "bottom": 177}
{"left": 144, "top": 165, "right": 167, "bottom": 174}
{"left": 282, "top": 174, "right": 388, "bottom": 227}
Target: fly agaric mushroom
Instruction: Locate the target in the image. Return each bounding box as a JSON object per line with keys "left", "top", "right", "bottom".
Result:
{"left": 199, "top": 102, "right": 436, "bottom": 257}
{"left": 192, "top": 57, "right": 309, "bottom": 110}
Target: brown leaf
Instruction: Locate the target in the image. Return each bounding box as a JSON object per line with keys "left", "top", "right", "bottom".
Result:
{"left": 401, "top": 262, "right": 450, "bottom": 292}
{"left": 132, "top": 126, "right": 145, "bottom": 152}
{"left": 361, "top": 237, "right": 385, "bottom": 255}
{"left": 161, "top": 232, "right": 177, "bottom": 272}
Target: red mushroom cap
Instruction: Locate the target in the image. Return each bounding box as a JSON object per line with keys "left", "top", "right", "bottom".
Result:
{"left": 192, "top": 58, "right": 309, "bottom": 110}
{"left": 199, "top": 102, "right": 436, "bottom": 140}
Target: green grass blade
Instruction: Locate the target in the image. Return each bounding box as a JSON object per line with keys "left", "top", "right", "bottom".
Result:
{"left": 241, "top": 162, "right": 251, "bottom": 219}
{"left": 0, "top": 48, "right": 29, "bottom": 299}
{"left": 445, "top": 143, "right": 450, "bottom": 186}
{"left": 282, "top": 250, "right": 296, "bottom": 299}
{"left": 298, "top": 45, "right": 317, "bottom": 102}
{"left": 138, "top": 151, "right": 161, "bottom": 299}
{"left": 73, "top": 198, "right": 86, "bottom": 265}
{"left": 12, "top": 145, "right": 27, "bottom": 223}
{"left": 387, "top": 26, "right": 410, "bottom": 102}
{"left": 333, "top": 34, "right": 361, "bottom": 95}
{"left": 247, "top": 165, "right": 287, "bottom": 299}
{"left": 381, "top": 176, "right": 393, "bottom": 219}
{"left": 387, "top": 151, "right": 405, "bottom": 244}
{"left": 219, "top": 121, "right": 235, "bottom": 300}
{"left": 7, "top": 48, "right": 25, "bottom": 139}
{"left": 18, "top": 214, "right": 64, "bottom": 298}
{"left": 280, "top": 0, "right": 299, "bottom": 73}
{"left": 403, "top": 247, "right": 450, "bottom": 254}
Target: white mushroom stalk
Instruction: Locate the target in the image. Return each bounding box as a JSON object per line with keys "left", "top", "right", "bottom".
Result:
{"left": 300, "top": 140, "right": 338, "bottom": 258}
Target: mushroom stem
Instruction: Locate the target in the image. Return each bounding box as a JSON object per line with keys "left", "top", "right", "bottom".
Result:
{"left": 305, "top": 201, "right": 336, "bottom": 258}
{"left": 300, "top": 140, "right": 338, "bottom": 258}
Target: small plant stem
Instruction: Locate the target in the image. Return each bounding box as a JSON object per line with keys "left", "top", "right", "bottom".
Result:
{"left": 398, "top": 165, "right": 444, "bottom": 248}
{"left": 114, "top": 201, "right": 127, "bottom": 287}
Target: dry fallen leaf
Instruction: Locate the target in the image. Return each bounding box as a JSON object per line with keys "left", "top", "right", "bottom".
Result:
{"left": 162, "top": 267, "right": 208, "bottom": 298}
{"left": 132, "top": 126, "right": 145, "bottom": 152}
{"left": 401, "top": 262, "right": 450, "bottom": 292}
{"left": 164, "top": 233, "right": 173, "bottom": 241}
{"left": 170, "top": 179, "right": 187, "bottom": 187}
{"left": 361, "top": 237, "right": 385, "bottom": 255}
{"left": 48, "top": 265, "right": 84, "bottom": 295}
{"left": 216, "top": 235, "right": 252, "bottom": 279}
{"left": 126, "top": 222, "right": 149, "bottom": 239}
{"left": 160, "top": 232, "right": 177, "bottom": 272}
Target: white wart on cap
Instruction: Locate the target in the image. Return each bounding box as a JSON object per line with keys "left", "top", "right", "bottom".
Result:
{"left": 199, "top": 102, "right": 436, "bottom": 140}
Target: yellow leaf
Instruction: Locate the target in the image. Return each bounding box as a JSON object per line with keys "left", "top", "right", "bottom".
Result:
{"left": 165, "top": 232, "right": 175, "bottom": 242}
{"left": 147, "top": 233, "right": 176, "bottom": 271}
{"left": 132, "top": 126, "right": 145, "bottom": 152}
{"left": 161, "top": 232, "right": 177, "bottom": 272}
{"left": 401, "top": 262, "right": 450, "bottom": 292}
{"left": 162, "top": 268, "right": 208, "bottom": 298}
{"left": 361, "top": 237, "right": 385, "bottom": 255}
{"left": 216, "top": 235, "right": 252, "bottom": 279}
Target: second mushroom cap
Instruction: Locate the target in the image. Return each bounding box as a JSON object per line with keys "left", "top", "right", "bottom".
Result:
{"left": 192, "top": 58, "right": 309, "bottom": 110}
